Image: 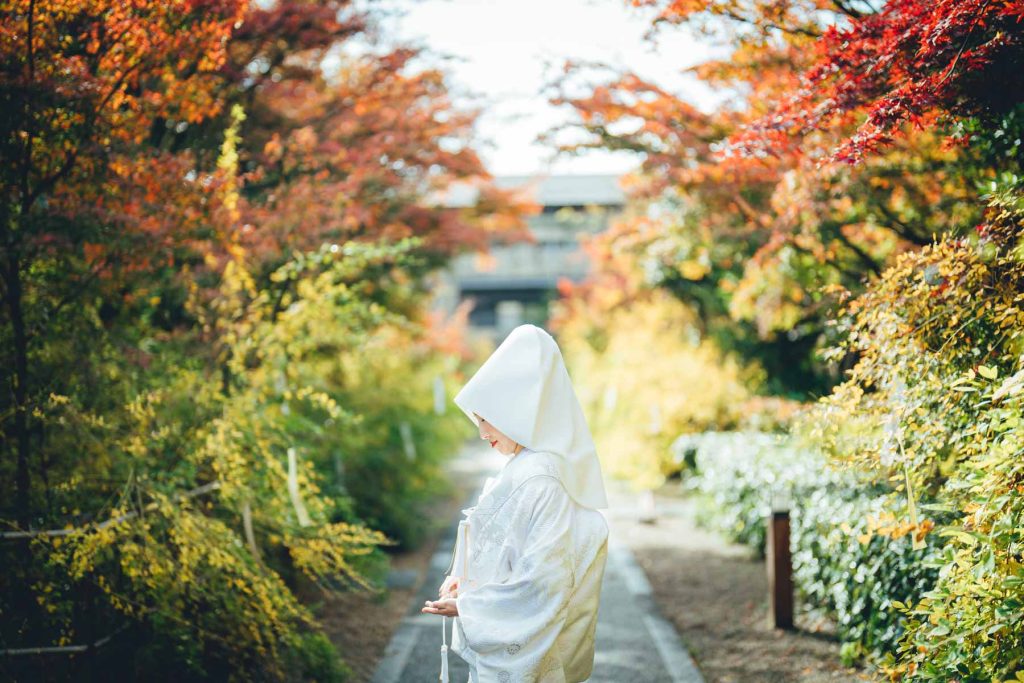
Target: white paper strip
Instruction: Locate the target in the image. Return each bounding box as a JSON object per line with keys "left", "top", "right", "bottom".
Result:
{"left": 602, "top": 384, "right": 618, "bottom": 413}
{"left": 648, "top": 402, "right": 662, "bottom": 435}
{"left": 433, "top": 374, "right": 446, "bottom": 415}
{"left": 399, "top": 420, "right": 417, "bottom": 461}
{"left": 450, "top": 520, "right": 469, "bottom": 580}
{"left": 333, "top": 450, "right": 345, "bottom": 493}
{"left": 242, "top": 500, "right": 262, "bottom": 561}
{"left": 287, "top": 447, "right": 312, "bottom": 527}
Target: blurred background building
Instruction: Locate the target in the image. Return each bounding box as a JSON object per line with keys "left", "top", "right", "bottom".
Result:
{"left": 431, "top": 173, "right": 625, "bottom": 341}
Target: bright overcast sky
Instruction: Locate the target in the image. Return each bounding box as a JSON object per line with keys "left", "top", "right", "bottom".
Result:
{"left": 367, "top": 0, "right": 731, "bottom": 177}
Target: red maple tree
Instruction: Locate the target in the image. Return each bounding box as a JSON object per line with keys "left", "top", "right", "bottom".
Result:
{"left": 724, "top": 0, "right": 1024, "bottom": 163}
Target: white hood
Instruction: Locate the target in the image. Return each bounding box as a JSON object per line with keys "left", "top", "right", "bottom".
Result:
{"left": 453, "top": 324, "right": 609, "bottom": 510}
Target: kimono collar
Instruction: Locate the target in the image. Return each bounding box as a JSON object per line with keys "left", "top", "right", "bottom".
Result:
{"left": 453, "top": 324, "right": 609, "bottom": 509}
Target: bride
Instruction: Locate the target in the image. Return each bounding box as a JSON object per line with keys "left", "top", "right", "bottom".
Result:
{"left": 422, "top": 323, "right": 610, "bottom": 683}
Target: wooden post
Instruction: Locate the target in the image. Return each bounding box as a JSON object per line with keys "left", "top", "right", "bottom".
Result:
{"left": 766, "top": 508, "right": 794, "bottom": 629}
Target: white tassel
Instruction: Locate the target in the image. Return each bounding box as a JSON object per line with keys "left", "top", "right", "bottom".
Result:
{"left": 440, "top": 616, "right": 450, "bottom": 682}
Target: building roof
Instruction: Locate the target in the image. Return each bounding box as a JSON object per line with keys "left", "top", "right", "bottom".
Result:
{"left": 439, "top": 173, "right": 626, "bottom": 208}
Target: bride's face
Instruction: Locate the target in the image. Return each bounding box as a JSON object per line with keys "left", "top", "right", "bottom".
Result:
{"left": 473, "top": 412, "right": 520, "bottom": 456}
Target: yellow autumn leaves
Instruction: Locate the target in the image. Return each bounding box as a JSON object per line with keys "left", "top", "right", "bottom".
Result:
{"left": 558, "top": 291, "right": 757, "bottom": 491}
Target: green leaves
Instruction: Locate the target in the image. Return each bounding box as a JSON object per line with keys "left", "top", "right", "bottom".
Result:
{"left": 809, "top": 227, "right": 1024, "bottom": 678}
{"left": 936, "top": 528, "right": 982, "bottom": 547}
{"left": 978, "top": 364, "right": 999, "bottom": 380}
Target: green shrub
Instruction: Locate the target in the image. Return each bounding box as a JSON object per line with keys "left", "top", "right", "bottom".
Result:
{"left": 325, "top": 326, "right": 469, "bottom": 548}
{"left": 887, "top": 367, "right": 1024, "bottom": 680}
{"left": 798, "top": 185, "right": 1024, "bottom": 679}
{"left": 793, "top": 487, "right": 945, "bottom": 665}
{"left": 0, "top": 241, "right": 465, "bottom": 681}
{"left": 293, "top": 631, "right": 352, "bottom": 683}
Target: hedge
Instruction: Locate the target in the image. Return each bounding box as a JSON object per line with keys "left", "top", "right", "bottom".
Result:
{"left": 672, "top": 430, "right": 949, "bottom": 666}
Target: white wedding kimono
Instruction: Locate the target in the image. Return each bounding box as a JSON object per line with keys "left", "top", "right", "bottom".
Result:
{"left": 449, "top": 447, "right": 609, "bottom": 683}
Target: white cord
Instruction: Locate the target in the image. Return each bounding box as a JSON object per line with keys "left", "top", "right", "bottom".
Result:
{"left": 440, "top": 613, "right": 449, "bottom": 682}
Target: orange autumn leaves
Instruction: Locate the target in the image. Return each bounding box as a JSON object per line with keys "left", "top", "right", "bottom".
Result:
{"left": 5, "top": 0, "right": 529, "bottom": 304}
{"left": 2, "top": 0, "right": 248, "bottom": 316}
{"left": 550, "top": 1, "right": 991, "bottom": 353}
{"left": 845, "top": 511, "right": 935, "bottom": 548}
{"left": 241, "top": 46, "right": 531, "bottom": 268}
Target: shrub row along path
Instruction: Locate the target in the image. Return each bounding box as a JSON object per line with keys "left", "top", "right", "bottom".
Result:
{"left": 368, "top": 442, "right": 703, "bottom": 683}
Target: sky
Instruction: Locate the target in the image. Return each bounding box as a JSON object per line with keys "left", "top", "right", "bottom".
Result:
{"left": 365, "top": 0, "right": 731, "bottom": 177}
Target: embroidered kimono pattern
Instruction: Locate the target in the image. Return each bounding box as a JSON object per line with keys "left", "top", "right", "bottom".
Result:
{"left": 451, "top": 449, "right": 610, "bottom": 683}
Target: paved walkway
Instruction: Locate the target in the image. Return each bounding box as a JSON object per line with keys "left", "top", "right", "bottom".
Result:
{"left": 370, "top": 444, "right": 704, "bottom": 683}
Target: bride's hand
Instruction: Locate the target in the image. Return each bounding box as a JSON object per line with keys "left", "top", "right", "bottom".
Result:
{"left": 422, "top": 598, "right": 458, "bottom": 617}
{"left": 438, "top": 575, "right": 460, "bottom": 598}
